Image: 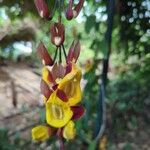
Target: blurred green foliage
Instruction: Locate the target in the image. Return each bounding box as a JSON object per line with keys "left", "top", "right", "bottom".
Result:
{"left": 0, "top": 0, "right": 150, "bottom": 149}
{"left": 0, "top": 129, "right": 15, "bottom": 150}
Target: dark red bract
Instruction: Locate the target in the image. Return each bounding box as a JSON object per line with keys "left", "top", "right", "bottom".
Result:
{"left": 37, "top": 42, "right": 53, "bottom": 66}
{"left": 34, "top": 0, "right": 51, "bottom": 20}
{"left": 50, "top": 23, "right": 65, "bottom": 46}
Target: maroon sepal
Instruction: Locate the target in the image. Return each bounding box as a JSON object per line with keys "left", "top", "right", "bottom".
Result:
{"left": 52, "top": 63, "right": 65, "bottom": 80}
{"left": 74, "top": 0, "right": 84, "bottom": 18}
{"left": 47, "top": 70, "right": 55, "bottom": 84}
{"left": 73, "top": 40, "right": 81, "bottom": 63}
{"left": 65, "top": 63, "right": 72, "bottom": 75}
{"left": 37, "top": 42, "right": 53, "bottom": 66}
{"left": 50, "top": 23, "right": 65, "bottom": 46}
{"left": 66, "top": 0, "right": 74, "bottom": 20}
{"left": 52, "top": 84, "right": 58, "bottom": 91}
{"left": 56, "top": 89, "right": 68, "bottom": 102}
{"left": 34, "top": 0, "right": 51, "bottom": 19}
{"left": 71, "top": 106, "right": 85, "bottom": 120}
{"left": 67, "top": 40, "right": 81, "bottom": 63}
{"left": 40, "top": 79, "right": 52, "bottom": 99}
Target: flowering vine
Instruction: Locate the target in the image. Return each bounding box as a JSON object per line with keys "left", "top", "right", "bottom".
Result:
{"left": 32, "top": 0, "right": 85, "bottom": 148}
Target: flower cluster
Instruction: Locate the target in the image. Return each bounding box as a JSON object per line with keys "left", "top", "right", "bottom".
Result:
{"left": 34, "top": 0, "right": 84, "bottom": 21}
{"left": 32, "top": 26, "right": 85, "bottom": 143}
{"left": 32, "top": 0, "right": 85, "bottom": 145}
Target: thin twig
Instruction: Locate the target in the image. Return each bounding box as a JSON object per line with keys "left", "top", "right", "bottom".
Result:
{"left": 56, "top": 128, "right": 64, "bottom": 150}
{"left": 59, "top": 137, "right": 64, "bottom": 150}
{"left": 59, "top": 47, "right": 62, "bottom": 64}
{"left": 53, "top": 47, "right": 58, "bottom": 64}
{"left": 62, "top": 45, "right": 67, "bottom": 60}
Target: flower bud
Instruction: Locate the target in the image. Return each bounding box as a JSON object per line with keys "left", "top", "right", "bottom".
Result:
{"left": 67, "top": 40, "right": 81, "bottom": 63}
{"left": 34, "top": 0, "right": 51, "bottom": 20}
{"left": 73, "top": 0, "right": 84, "bottom": 18}
{"left": 63, "top": 121, "right": 76, "bottom": 140}
{"left": 37, "top": 42, "right": 53, "bottom": 66}
{"left": 66, "top": 0, "right": 74, "bottom": 20}
{"left": 50, "top": 23, "right": 65, "bottom": 46}
{"left": 32, "top": 125, "right": 51, "bottom": 141}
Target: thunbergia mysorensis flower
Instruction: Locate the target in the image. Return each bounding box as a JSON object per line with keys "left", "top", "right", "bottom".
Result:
{"left": 32, "top": 0, "right": 85, "bottom": 148}
{"left": 66, "top": 0, "right": 85, "bottom": 20}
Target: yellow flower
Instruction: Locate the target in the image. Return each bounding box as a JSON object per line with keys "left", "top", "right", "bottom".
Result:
{"left": 46, "top": 91, "right": 73, "bottom": 128}
{"left": 32, "top": 125, "right": 50, "bottom": 141}
{"left": 42, "top": 66, "right": 50, "bottom": 85}
{"left": 42, "top": 66, "right": 54, "bottom": 86}
{"left": 63, "top": 121, "right": 76, "bottom": 140}
{"left": 58, "top": 63, "right": 82, "bottom": 106}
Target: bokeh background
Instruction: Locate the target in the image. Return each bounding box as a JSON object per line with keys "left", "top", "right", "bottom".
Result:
{"left": 0, "top": 0, "right": 150, "bottom": 149}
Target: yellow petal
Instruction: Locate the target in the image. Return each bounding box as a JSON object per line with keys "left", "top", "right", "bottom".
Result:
{"left": 58, "top": 63, "right": 82, "bottom": 106}
{"left": 42, "top": 67, "right": 50, "bottom": 85}
{"left": 63, "top": 121, "right": 76, "bottom": 140}
{"left": 46, "top": 91, "right": 73, "bottom": 128}
{"left": 32, "top": 125, "right": 50, "bottom": 141}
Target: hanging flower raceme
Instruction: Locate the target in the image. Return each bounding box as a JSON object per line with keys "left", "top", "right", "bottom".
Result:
{"left": 32, "top": 0, "right": 85, "bottom": 148}
{"left": 32, "top": 41, "right": 85, "bottom": 142}
{"left": 34, "top": 0, "right": 84, "bottom": 21}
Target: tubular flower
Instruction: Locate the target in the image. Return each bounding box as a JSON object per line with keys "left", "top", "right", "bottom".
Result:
{"left": 32, "top": 125, "right": 51, "bottom": 141}
{"left": 58, "top": 63, "right": 82, "bottom": 106}
{"left": 32, "top": 0, "right": 85, "bottom": 146}
{"left": 63, "top": 121, "right": 76, "bottom": 140}
{"left": 46, "top": 91, "right": 73, "bottom": 128}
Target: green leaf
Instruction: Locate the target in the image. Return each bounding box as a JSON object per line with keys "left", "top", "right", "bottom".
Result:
{"left": 85, "top": 15, "right": 96, "bottom": 33}
{"left": 90, "top": 39, "right": 108, "bottom": 57}
{"left": 45, "top": 0, "right": 55, "bottom": 10}
{"left": 88, "top": 140, "right": 97, "bottom": 150}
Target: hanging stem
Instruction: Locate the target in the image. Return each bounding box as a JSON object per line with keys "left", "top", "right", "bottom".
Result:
{"left": 53, "top": 47, "right": 58, "bottom": 64}
{"left": 58, "top": 0, "right": 63, "bottom": 23}
{"left": 62, "top": 44, "right": 67, "bottom": 60}
{"left": 57, "top": 128, "right": 64, "bottom": 150}
{"left": 59, "top": 137, "right": 65, "bottom": 150}
{"left": 59, "top": 47, "right": 62, "bottom": 64}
